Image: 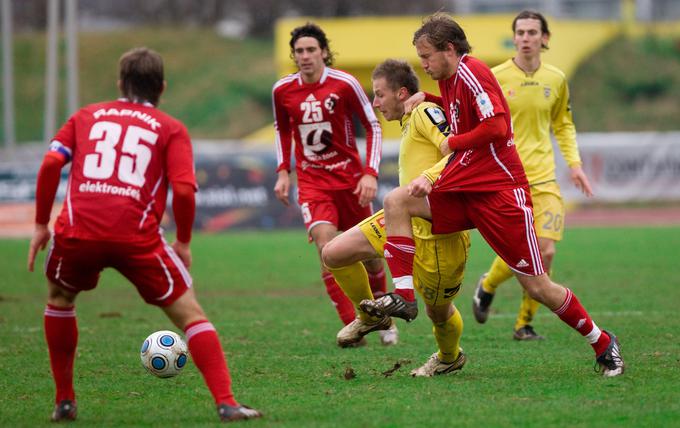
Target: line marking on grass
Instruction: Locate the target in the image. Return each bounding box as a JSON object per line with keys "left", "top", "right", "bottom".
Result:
{"left": 487, "top": 310, "right": 644, "bottom": 319}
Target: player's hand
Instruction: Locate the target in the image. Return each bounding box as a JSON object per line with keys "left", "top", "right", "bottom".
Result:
{"left": 408, "top": 175, "right": 433, "bottom": 198}
{"left": 28, "top": 224, "right": 51, "bottom": 272}
{"left": 439, "top": 138, "right": 453, "bottom": 156}
{"left": 274, "top": 171, "right": 291, "bottom": 206}
{"left": 570, "top": 165, "right": 594, "bottom": 197}
{"left": 354, "top": 174, "right": 378, "bottom": 207}
{"left": 172, "top": 241, "right": 192, "bottom": 269}
{"left": 404, "top": 91, "right": 426, "bottom": 114}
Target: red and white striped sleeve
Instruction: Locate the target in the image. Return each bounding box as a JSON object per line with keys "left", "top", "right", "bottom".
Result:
{"left": 272, "top": 77, "right": 295, "bottom": 173}
{"left": 458, "top": 58, "right": 507, "bottom": 122}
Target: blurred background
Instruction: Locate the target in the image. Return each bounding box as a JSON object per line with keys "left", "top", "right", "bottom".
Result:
{"left": 1, "top": 0, "right": 679, "bottom": 236}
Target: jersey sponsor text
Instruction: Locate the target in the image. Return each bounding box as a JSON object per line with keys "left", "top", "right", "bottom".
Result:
{"left": 93, "top": 107, "right": 162, "bottom": 131}
{"left": 78, "top": 180, "right": 141, "bottom": 201}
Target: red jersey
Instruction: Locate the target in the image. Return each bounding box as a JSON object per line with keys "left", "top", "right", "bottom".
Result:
{"left": 272, "top": 67, "right": 382, "bottom": 190}
{"left": 435, "top": 55, "right": 527, "bottom": 191}
{"left": 48, "top": 99, "right": 196, "bottom": 242}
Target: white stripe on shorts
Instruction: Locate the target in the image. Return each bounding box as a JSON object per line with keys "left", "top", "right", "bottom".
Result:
{"left": 513, "top": 188, "right": 543, "bottom": 275}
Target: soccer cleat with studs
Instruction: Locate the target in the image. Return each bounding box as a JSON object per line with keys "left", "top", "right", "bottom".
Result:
{"left": 217, "top": 403, "right": 263, "bottom": 423}
{"left": 472, "top": 274, "right": 495, "bottom": 324}
{"left": 51, "top": 399, "right": 77, "bottom": 422}
{"left": 359, "top": 293, "right": 418, "bottom": 322}
{"left": 337, "top": 315, "right": 392, "bottom": 348}
{"left": 410, "top": 349, "right": 466, "bottom": 377}
{"left": 513, "top": 325, "right": 545, "bottom": 341}
{"left": 595, "top": 330, "right": 625, "bottom": 377}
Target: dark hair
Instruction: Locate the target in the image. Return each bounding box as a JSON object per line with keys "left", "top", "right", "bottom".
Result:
{"left": 118, "top": 47, "right": 164, "bottom": 106}
{"left": 412, "top": 13, "right": 471, "bottom": 55}
{"left": 289, "top": 22, "right": 335, "bottom": 66}
{"left": 372, "top": 59, "right": 419, "bottom": 96}
{"left": 512, "top": 10, "right": 551, "bottom": 49}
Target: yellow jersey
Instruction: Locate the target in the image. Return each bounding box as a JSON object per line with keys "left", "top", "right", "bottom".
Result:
{"left": 492, "top": 59, "right": 581, "bottom": 185}
{"left": 399, "top": 102, "right": 451, "bottom": 240}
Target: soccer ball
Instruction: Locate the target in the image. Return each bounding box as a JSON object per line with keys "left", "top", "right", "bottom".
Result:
{"left": 140, "top": 330, "right": 189, "bottom": 378}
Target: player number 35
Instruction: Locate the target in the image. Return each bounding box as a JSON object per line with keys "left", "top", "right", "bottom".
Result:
{"left": 83, "top": 121, "right": 158, "bottom": 187}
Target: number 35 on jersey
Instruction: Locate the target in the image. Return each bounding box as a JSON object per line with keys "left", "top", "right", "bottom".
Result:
{"left": 83, "top": 121, "right": 158, "bottom": 187}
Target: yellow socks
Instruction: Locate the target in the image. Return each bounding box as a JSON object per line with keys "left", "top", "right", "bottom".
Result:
{"left": 515, "top": 289, "right": 541, "bottom": 331}
{"left": 483, "top": 256, "right": 514, "bottom": 293}
{"left": 433, "top": 308, "right": 463, "bottom": 363}
{"left": 326, "top": 262, "right": 374, "bottom": 321}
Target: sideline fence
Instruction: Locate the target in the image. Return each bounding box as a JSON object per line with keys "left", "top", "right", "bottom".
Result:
{"left": 1, "top": 132, "right": 679, "bottom": 237}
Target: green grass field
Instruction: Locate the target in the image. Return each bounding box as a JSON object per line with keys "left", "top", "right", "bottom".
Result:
{"left": 1, "top": 227, "right": 679, "bottom": 427}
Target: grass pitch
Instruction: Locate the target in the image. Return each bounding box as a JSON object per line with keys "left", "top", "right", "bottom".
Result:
{"left": 1, "top": 227, "right": 679, "bottom": 427}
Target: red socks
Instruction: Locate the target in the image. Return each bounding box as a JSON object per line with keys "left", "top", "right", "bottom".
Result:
{"left": 384, "top": 237, "right": 416, "bottom": 302}
{"left": 44, "top": 305, "right": 78, "bottom": 403}
{"left": 44, "top": 307, "right": 239, "bottom": 407}
{"left": 368, "top": 267, "right": 387, "bottom": 298}
{"left": 184, "top": 320, "right": 237, "bottom": 406}
{"left": 553, "top": 289, "right": 611, "bottom": 355}
{"left": 322, "top": 273, "right": 356, "bottom": 325}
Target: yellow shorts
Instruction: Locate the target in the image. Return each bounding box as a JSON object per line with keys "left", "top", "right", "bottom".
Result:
{"left": 530, "top": 181, "right": 565, "bottom": 241}
{"left": 358, "top": 209, "right": 470, "bottom": 306}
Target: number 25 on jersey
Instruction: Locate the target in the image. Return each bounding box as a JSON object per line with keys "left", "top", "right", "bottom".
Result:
{"left": 301, "top": 99, "right": 322, "bottom": 123}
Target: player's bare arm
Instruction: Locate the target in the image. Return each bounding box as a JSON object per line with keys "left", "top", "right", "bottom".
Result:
{"left": 404, "top": 91, "right": 426, "bottom": 114}
{"left": 274, "top": 170, "right": 291, "bottom": 206}
{"left": 353, "top": 174, "right": 378, "bottom": 207}
{"left": 570, "top": 165, "right": 594, "bottom": 197}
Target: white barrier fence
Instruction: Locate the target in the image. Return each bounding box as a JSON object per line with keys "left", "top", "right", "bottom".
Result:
{"left": 1, "top": 132, "right": 679, "bottom": 237}
{"left": 554, "top": 132, "right": 680, "bottom": 203}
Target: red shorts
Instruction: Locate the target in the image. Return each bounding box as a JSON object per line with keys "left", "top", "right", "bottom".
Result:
{"left": 298, "top": 186, "right": 373, "bottom": 240}
{"left": 45, "top": 234, "right": 192, "bottom": 307}
{"left": 427, "top": 186, "right": 545, "bottom": 276}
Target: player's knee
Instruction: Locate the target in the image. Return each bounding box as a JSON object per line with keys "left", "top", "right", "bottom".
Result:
{"left": 383, "top": 187, "right": 407, "bottom": 212}
{"left": 47, "top": 294, "right": 75, "bottom": 308}
{"left": 538, "top": 239, "right": 556, "bottom": 267}
{"left": 47, "top": 282, "right": 77, "bottom": 307}
{"left": 321, "top": 242, "right": 342, "bottom": 269}
{"left": 314, "top": 238, "right": 330, "bottom": 254}
{"left": 541, "top": 247, "right": 556, "bottom": 266}
{"left": 518, "top": 276, "right": 547, "bottom": 302}
{"left": 524, "top": 286, "right": 543, "bottom": 302}
{"left": 426, "top": 303, "right": 453, "bottom": 323}
{"left": 363, "top": 258, "right": 383, "bottom": 273}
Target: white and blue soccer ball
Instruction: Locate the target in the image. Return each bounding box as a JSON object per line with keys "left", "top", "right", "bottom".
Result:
{"left": 140, "top": 330, "right": 189, "bottom": 378}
